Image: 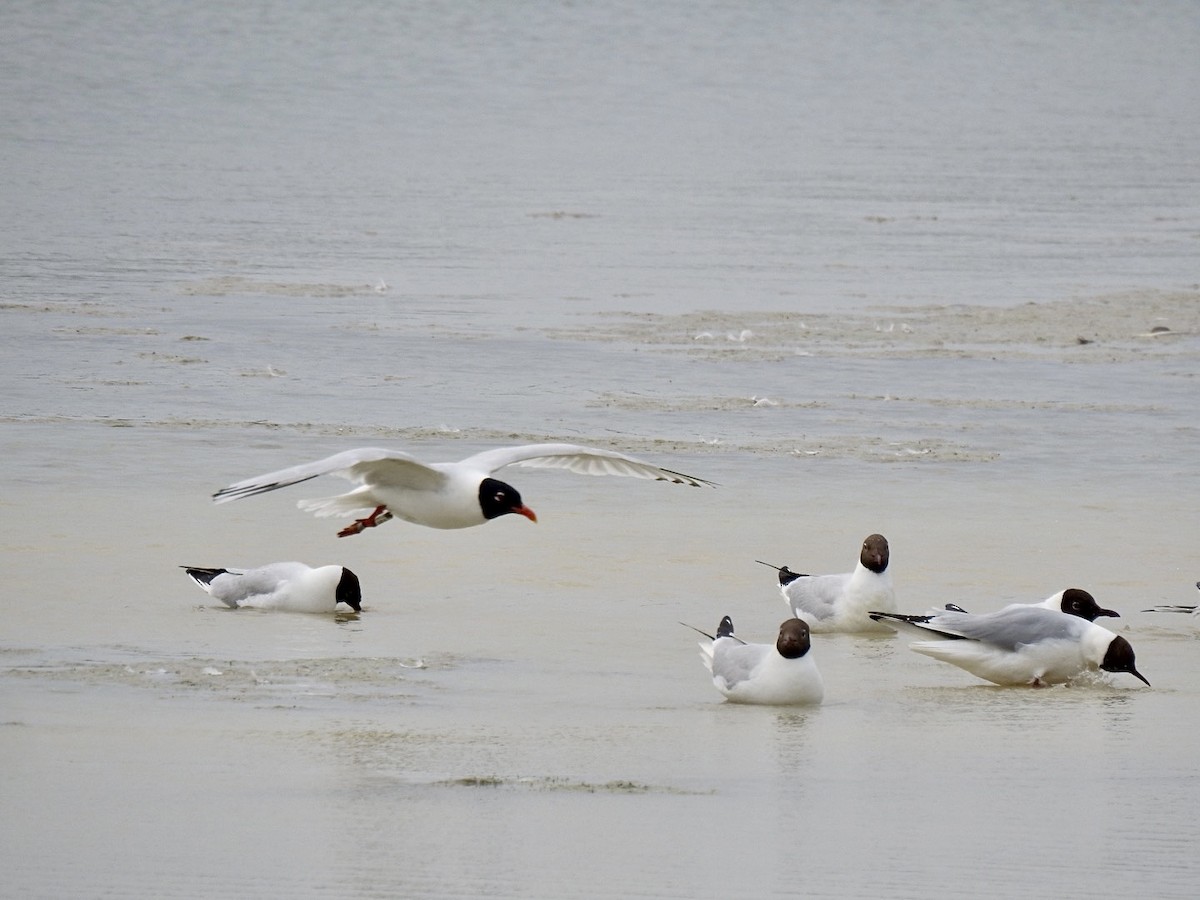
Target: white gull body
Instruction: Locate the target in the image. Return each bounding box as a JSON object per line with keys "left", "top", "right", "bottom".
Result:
{"left": 760, "top": 534, "right": 895, "bottom": 633}
{"left": 182, "top": 562, "right": 362, "bottom": 613}
{"left": 697, "top": 616, "right": 824, "bottom": 705}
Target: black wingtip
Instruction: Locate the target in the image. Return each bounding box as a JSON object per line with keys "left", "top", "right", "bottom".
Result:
{"left": 871, "top": 611, "right": 969, "bottom": 640}
{"left": 212, "top": 482, "right": 282, "bottom": 503}
{"left": 679, "top": 621, "right": 716, "bottom": 641}
{"left": 654, "top": 469, "right": 719, "bottom": 488}
{"left": 715, "top": 615, "right": 735, "bottom": 639}
{"left": 777, "top": 566, "right": 806, "bottom": 586}
{"left": 181, "top": 566, "right": 227, "bottom": 586}
{"left": 753, "top": 560, "right": 808, "bottom": 585}
{"left": 212, "top": 472, "right": 322, "bottom": 504}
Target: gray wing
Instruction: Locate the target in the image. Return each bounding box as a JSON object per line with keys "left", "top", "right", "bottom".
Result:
{"left": 711, "top": 640, "right": 771, "bottom": 689}
{"left": 783, "top": 573, "right": 850, "bottom": 620}
{"left": 213, "top": 448, "right": 446, "bottom": 503}
{"left": 931, "top": 606, "right": 1086, "bottom": 650}
{"left": 459, "top": 443, "right": 716, "bottom": 487}
{"left": 206, "top": 562, "right": 307, "bottom": 606}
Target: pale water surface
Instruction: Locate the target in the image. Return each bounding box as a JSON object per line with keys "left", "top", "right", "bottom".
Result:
{"left": 2, "top": 2, "right": 1199, "bottom": 898}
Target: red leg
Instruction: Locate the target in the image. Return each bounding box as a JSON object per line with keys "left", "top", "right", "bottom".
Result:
{"left": 338, "top": 505, "right": 390, "bottom": 538}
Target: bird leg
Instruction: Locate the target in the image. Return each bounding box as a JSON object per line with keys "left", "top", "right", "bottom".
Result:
{"left": 337, "top": 506, "right": 393, "bottom": 538}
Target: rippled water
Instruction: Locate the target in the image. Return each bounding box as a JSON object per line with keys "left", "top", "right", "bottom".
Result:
{"left": 3, "top": 1, "right": 1199, "bottom": 898}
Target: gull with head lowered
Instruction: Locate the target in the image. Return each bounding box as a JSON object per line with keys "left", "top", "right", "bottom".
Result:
{"left": 869, "top": 605, "right": 1149, "bottom": 688}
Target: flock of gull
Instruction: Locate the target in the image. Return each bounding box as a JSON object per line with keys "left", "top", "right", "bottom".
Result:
{"left": 184, "top": 441, "right": 1186, "bottom": 705}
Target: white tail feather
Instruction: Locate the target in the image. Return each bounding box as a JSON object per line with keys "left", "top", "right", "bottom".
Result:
{"left": 297, "top": 495, "right": 376, "bottom": 518}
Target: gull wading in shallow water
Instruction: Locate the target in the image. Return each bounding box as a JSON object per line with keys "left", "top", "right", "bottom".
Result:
{"left": 869, "top": 606, "right": 1149, "bottom": 687}
{"left": 689, "top": 616, "right": 824, "bottom": 706}
{"left": 938, "top": 587, "right": 1119, "bottom": 622}
{"left": 213, "top": 443, "right": 715, "bottom": 537}
{"left": 757, "top": 533, "right": 896, "bottom": 633}
{"left": 181, "top": 562, "right": 362, "bottom": 613}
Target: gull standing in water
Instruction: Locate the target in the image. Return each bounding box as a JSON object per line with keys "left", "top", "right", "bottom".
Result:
{"left": 757, "top": 533, "right": 895, "bottom": 633}
{"left": 869, "top": 606, "right": 1149, "bottom": 687}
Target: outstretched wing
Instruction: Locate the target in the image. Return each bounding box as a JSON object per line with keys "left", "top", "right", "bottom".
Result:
{"left": 460, "top": 443, "right": 716, "bottom": 487}
{"left": 213, "top": 447, "right": 445, "bottom": 503}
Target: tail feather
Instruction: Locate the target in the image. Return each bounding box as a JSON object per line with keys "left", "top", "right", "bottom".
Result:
{"left": 297, "top": 495, "right": 377, "bottom": 518}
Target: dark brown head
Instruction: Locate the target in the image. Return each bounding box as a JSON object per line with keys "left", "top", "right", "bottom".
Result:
{"left": 860, "top": 534, "right": 889, "bottom": 574}
{"left": 1060, "top": 588, "right": 1118, "bottom": 621}
{"left": 776, "top": 619, "right": 813, "bottom": 660}
{"left": 1100, "top": 635, "right": 1150, "bottom": 686}
{"left": 336, "top": 567, "right": 362, "bottom": 612}
{"left": 478, "top": 477, "right": 537, "bottom": 522}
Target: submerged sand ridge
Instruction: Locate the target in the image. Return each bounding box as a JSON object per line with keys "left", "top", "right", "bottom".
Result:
{"left": 546, "top": 290, "right": 1200, "bottom": 362}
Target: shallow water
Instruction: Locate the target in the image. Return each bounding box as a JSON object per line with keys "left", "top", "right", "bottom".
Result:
{"left": 3, "top": 1, "right": 1200, "bottom": 898}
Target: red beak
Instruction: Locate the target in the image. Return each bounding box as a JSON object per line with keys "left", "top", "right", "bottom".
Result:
{"left": 514, "top": 505, "right": 537, "bottom": 523}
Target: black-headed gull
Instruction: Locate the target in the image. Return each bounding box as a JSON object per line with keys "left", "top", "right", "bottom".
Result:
{"left": 757, "top": 533, "right": 895, "bottom": 633}
{"left": 1142, "top": 581, "right": 1200, "bottom": 616}
{"left": 939, "top": 588, "right": 1119, "bottom": 622}
{"left": 182, "top": 562, "right": 362, "bottom": 612}
{"left": 692, "top": 615, "right": 824, "bottom": 705}
{"left": 868, "top": 606, "right": 1149, "bottom": 687}
{"left": 213, "top": 443, "right": 715, "bottom": 537}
